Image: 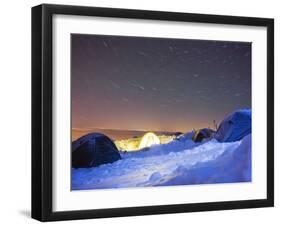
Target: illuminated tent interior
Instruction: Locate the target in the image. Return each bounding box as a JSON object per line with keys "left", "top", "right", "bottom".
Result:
{"left": 138, "top": 132, "right": 160, "bottom": 149}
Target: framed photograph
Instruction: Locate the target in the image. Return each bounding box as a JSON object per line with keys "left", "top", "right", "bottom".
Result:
{"left": 32, "top": 4, "right": 274, "bottom": 221}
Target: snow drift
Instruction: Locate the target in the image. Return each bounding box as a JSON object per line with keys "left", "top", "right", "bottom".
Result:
{"left": 71, "top": 109, "right": 252, "bottom": 190}
{"left": 72, "top": 134, "right": 251, "bottom": 190}
{"left": 158, "top": 134, "right": 251, "bottom": 186}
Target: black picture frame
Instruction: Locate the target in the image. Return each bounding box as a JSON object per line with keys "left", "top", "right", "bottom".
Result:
{"left": 32, "top": 3, "right": 274, "bottom": 222}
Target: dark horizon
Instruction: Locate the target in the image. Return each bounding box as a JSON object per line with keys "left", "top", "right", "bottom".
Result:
{"left": 71, "top": 34, "right": 251, "bottom": 133}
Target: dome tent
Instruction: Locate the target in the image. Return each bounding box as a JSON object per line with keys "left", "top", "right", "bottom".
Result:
{"left": 72, "top": 133, "right": 121, "bottom": 168}
{"left": 215, "top": 109, "right": 251, "bottom": 142}
{"left": 176, "top": 131, "right": 195, "bottom": 142}
{"left": 138, "top": 132, "right": 160, "bottom": 149}
{"left": 192, "top": 128, "right": 214, "bottom": 143}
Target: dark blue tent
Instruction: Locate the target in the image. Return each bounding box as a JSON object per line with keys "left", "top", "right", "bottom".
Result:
{"left": 72, "top": 133, "right": 121, "bottom": 168}
{"left": 192, "top": 128, "right": 214, "bottom": 142}
{"left": 215, "top": 109, "right": 251, "bottom": 142}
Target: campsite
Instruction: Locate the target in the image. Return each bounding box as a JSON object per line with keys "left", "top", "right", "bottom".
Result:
{"left": 71, "top": 109, "right": 252, "bottom": 190}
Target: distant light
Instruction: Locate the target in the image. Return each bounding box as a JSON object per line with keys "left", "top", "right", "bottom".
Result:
{"left": 139, "top": 132, "right": 160, "bottom": 149}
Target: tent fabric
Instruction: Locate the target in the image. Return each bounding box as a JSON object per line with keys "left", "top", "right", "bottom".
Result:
{"left": 215, "top": 109, "right": 251, "bottom": 142}
{"left": 72, "top": 133, "right": 121, "bottom": 168}
{"left": 192, "top": 128, "right": 214, "bottom": 143}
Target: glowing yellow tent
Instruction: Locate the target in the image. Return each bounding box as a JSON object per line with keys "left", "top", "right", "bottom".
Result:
{"left": 138, "top": 132, "right": 160, "bottom": 149}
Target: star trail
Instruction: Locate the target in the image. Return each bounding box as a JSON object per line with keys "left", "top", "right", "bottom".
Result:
{"left": 71, "top": 34, "right": 251, "bottom": 132}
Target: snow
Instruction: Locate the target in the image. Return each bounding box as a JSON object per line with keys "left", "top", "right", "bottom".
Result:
{"left": 71, "top": 133, "right": 251, "bottom": 190}
{"left": 159, "top": 134, "right": 251, "bottom": 186}
{"left": 120, "top": 135, "right": 198, "bottom": 159}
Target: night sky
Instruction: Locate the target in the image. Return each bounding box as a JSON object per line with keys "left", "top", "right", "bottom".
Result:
{"left": 71, "top": 34, "right": 251, "bottom": 133}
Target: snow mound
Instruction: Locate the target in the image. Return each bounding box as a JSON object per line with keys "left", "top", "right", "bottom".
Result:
{"left": 72, "top": 133, "right": 251, "bottom": 190}
{"left": 215, "top": 109, "right": 251, "bottom": 142}
{"left": 159, "top": 134, "right": 251, "bottom": 186}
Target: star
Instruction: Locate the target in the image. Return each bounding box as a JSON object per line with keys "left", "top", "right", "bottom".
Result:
{"left": 109, "top": 80, "right": 120, "bottom": 89}
{"left": 129, "top": 82, "right": 145, "bottom": 91}
{"left": 122, "top": 98, "right": 129, "bottom": 102}
{"left": 72, "top": 34, "right": 252, "bottom": 134}
{"left": 102, "top": 41, "right": 108, "bottom": 48}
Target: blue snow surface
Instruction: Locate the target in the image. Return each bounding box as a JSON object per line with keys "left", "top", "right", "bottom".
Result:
{"left": 72, "top": 109, "right": 252, "bottom": 190}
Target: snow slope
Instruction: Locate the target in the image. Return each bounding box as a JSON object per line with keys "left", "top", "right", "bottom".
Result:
{"left": 72, "top": 134, "right": 251, "bottom": 190}
{"left": 159, "top": 133, "right": 251, "bottom": 186}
